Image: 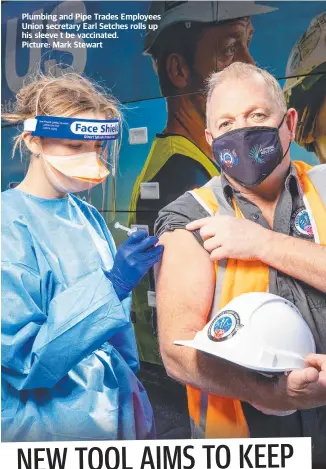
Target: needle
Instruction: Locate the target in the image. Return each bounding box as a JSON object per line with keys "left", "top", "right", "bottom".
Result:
{"left": 114, "top": 222, "right": 137, "bottom": 235}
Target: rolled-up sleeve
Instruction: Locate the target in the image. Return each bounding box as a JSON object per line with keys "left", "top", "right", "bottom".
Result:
{"left": 154, "top": 192, "right": 210, "bottom": 245}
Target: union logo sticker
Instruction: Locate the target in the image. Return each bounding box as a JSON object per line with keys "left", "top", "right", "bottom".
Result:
{"left": 208, "top": 310, "right": 242, "bottom": 342}
{"left": 292, "top": 208, "right": 314, "bottom": 238}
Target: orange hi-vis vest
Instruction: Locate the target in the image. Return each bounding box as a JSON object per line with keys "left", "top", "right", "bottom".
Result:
{"left": 186, "top": 161, "right": 326, "bottom": 439}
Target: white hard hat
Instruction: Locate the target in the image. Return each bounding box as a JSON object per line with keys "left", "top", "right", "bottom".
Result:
{"left": 144, "top": 1, "right": 277, "bottom": 54}
{"left": 174, "top": 292, "right": 315, "bottom": 373}
{"left": 283, "top": 12, "right": 326, "bottom": 96}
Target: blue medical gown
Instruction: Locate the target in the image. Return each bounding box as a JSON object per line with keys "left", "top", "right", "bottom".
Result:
{"left": 1, "top": 189, "right": 155, "bottom": 441}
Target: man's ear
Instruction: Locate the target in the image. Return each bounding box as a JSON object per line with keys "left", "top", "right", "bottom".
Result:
{"left": 286, "top": 108, "right": 299, "bottom": 141}
{"left": 22, "top": 133, "right": 42, "bottom": 155}
{"left": 165, "top": 53, "right": 191, "bottom": 90}
{"left": 205, "top": 128, "right": 213, "bottom": 146}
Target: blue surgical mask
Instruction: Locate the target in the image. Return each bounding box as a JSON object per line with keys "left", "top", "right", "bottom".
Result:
{"left": 212, "top": 114, "right": 290, "bottom": 187}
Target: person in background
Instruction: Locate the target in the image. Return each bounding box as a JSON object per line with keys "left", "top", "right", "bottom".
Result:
{"left": 283, "top": 12, "right": 326, "bottom": 164}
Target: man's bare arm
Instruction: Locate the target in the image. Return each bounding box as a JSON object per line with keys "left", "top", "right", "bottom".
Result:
{"left": 258, "top": 231, "right": 326, "bottom": 294}
{"left": 156, "top": 229, "right": 271, "bottom": 403}
{"left": 156, "top": 229, "right": 326, "bottom": 411}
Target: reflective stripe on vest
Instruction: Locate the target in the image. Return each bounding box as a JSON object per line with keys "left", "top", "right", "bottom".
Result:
{"left": 128, "top": 135, "right": 219, "bottom": 225}
{"left": 306, "top": 164, "right": 326, "bottom": 207}
{"left": 186, "top": 161, "right": 326, "bottom": 439}
{"left": 301, "top": 162, "right": 326, "bottom": 244}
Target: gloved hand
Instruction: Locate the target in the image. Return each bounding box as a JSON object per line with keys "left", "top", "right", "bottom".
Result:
{"left": 107, "top": 230, "right": 164, "bottom": 301}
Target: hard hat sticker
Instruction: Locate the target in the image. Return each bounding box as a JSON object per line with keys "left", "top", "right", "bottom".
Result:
{"left": 291, "top": 208, "right": 314, "bottom": 238}
{"left": 208, "top": 311, "right": 242, "bottom": 342}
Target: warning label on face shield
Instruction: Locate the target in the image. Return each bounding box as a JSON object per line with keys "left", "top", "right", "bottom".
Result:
{"left": 20, "top": 12, "right": 162, "bottom": 48}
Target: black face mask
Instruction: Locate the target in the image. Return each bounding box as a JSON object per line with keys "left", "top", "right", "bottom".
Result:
{"left": 212, "top": 114, "right": 291, "bottom": 187}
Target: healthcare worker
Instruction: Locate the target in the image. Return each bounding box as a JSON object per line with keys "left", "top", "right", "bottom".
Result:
{"left": 1, "top": 72, "right": 163, "bottom": 442}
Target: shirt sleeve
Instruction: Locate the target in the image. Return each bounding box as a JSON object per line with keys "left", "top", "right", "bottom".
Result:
{"left": 154, "top": 192, "right": 210, "bottom": 246}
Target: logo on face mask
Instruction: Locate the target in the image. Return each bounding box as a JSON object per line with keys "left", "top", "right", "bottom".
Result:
{"left": 292, "top": 208, "right": 314, "bottom": 238}
{"left": 208, "top": 311, "right": 242, "bottom": 342}
{"left": 219, "top": 149, "right": 238, "bottom": 168}
{"left": 249, "top": 144, "right": 275, "bottom": 164}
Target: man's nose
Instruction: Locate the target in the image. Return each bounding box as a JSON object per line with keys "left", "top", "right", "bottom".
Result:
{"left": 234, "top": 44, "right": 255, "bottom": 65}
{"left": 233, "top": 116, "right": 249, "bottom": 130}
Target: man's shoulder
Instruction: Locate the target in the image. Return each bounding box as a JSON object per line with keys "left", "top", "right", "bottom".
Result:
{"left": 154, "top": 179, "right": 222, "bottom": 242}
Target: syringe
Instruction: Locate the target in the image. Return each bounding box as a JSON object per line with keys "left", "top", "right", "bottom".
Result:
{"left": 114, "top": 222, "right": 137, "bottom": 236}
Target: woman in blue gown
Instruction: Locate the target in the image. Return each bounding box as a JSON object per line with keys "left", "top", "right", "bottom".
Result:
{"left": 1, "top": 72, "right": 163, "bottom": 442}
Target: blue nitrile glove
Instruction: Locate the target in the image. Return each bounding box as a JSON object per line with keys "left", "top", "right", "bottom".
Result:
{"left": 107, "top": 230, "right": 164, "bottom": 301}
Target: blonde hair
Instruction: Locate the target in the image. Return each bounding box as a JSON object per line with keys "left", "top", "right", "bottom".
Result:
{"left": 2, "top": 71, "right": 122, "bottom": 159}
{"left": 206, "top": 62, "right": 287, "bottom": 127}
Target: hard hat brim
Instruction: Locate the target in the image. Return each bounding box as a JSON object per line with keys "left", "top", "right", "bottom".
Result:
{"left": 144, "top": 1, "right": 277, "bottom": 54}
{"left": 173, "top": 339, "right": 306, "bottom": 373}
{"left": 173, "top": 292, "right": 315, "bottom": 373}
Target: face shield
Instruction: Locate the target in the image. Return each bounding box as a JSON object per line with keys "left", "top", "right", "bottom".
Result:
{"left": 24, "top": 115, "right": 120, "bottom": 221}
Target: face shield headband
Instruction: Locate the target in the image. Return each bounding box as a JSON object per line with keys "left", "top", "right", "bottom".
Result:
{"left": 24, "top": 115, "right": 120, "bottom": 141}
